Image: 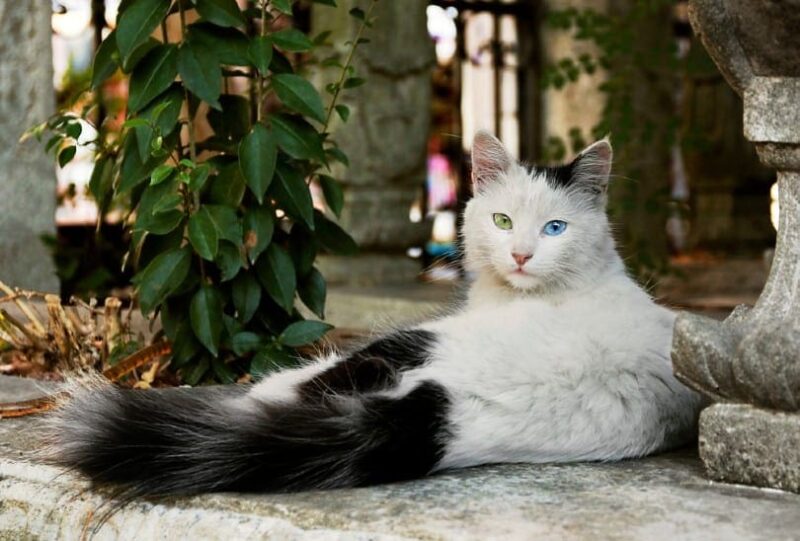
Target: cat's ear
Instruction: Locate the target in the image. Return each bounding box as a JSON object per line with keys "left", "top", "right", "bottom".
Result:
{"left": 570, "top": 137, "right": 613, "bottom": 198}
{"left": 471, "top": 130, "right": 513, "bottom": 189}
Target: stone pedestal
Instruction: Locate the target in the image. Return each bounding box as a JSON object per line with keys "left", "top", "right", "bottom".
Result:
{"left": 671, "top": 0, "right": 800, "bottom": 493}
{"left": 313, "top": 0, "right": 434, "bottom": 285}
{"left": 0, "top": 2, "right": 58, "bottom": 292}
{"left": 700, "top": 404, "right": 800, "bottom": 493}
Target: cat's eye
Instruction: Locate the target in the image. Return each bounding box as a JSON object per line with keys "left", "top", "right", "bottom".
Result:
{"left": 493, "top": 213, "right": 513, "bottom": 230}
{"left": 543, "top": 220, "right": 567, "bottom": 236}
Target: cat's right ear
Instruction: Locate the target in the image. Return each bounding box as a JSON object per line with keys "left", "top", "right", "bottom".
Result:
{"left": 471, "top": 130, "right": 512, "bottom": 190}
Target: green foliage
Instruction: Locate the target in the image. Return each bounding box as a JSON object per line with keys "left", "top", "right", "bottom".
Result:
{"left": 31, "top": 0, "right": 380, "bottom": 383}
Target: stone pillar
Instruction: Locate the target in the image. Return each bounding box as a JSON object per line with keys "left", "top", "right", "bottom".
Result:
{"left": 0, "top": 3, "right": 58, "bottom": 291}
{"left": 313, "top": 0, "right": 434, "bottom": 286}
{"left": 672, "top": 0, "right": 800, "bottom": 493}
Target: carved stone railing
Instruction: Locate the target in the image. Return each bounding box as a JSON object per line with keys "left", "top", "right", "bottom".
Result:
{"left": 671, "top": 0, "right": 800, "bottom": 493}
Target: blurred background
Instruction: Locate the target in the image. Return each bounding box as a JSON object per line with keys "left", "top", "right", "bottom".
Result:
{"left": 5, "top": 0, "right": 777, "bottom": 317}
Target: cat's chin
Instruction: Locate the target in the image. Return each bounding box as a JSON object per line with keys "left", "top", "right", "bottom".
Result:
{"left": 502, "top": 270, "right": 545, "bottom": 291}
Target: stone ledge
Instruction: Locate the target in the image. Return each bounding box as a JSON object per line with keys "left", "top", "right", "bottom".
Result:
{"left": 3, "top": 411, "right": 800, "bottom": 540}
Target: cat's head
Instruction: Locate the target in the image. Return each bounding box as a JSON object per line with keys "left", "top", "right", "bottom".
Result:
{"left": 462, "top": 131, "right": 618, "bottom": 294}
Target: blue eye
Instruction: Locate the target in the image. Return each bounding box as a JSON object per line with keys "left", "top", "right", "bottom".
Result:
{"left": 543, "top": 220, "right": 567, "bottom": 236}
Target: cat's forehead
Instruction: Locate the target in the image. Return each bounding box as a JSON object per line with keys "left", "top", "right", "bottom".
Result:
{"left": 477, "top": 164, "right": 574, "bottom": 213}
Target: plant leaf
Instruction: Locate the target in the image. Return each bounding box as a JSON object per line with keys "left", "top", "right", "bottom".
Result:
{"left": 136, "top": 209, "right": 184, "bottom": 235}
{"left": 135, "top": 84, "right": 183, "bottom": 161}
{"left": 207, "top": 94, "right": 251, "bottom": 140}
{"left": 121, "top": 37, "right": 160, "bottom": 73}
{"left": 211, "top": 358, "right": 237, "bottom": 383}
{"left": 272, "top": 0, "right": 294, "bottom": 15}
{"left": 92, "top": 30, "right": 119, "bottom": 88}
{"left": 215, "top": 241, "right": 242, "bottom": 282}
{"left": 182, "top": 355, "right": 210, "bottom": 385}
{"left": 116, "top": 0, "right": 170, "bottom": 64}
{"left": 343, "top": 77, "right": 366, "bottom": 89}
{"left": 272, "top": 74, "right": 326, "bottom": 124}
{"left": 178, "top": 41, "right": 222, "bottom": 110}
{"left": 231, "top": 271, "right": 261, "bottom": 323}
{"left": 188, "top": 163, "right": 211, "bottom": 192}
{"left": 128, "top": 44, "right": 178, "bottom": 113}
{"left": 298, "top": 267, "right": 326, "bottom": 319}
{"left": 195, "top": 0, "right": 246, "bottom": 28}
{"left": 273, "top": 164, "right": 314, "bottom": 229}
{"left": 250, "top": 345, "right": 297, "bottom": 378}
{"left": 150, "top": 163, "right": 175, "bottom": 185}
{"left": 188, "top": 206, "right": 220, "bottom": 260}
{"left": 58, "top": 146, "right": 76, "bottom": 168}
{"left": 243, "top": 206, "right": 274, "bottom": 263}
{"left": 270, "top": 113, "right": 325, "bottom": 161}
{"left": 248, "top": 36, "right": 273, "bottom": 74}
{"left": 205, "top": 204, "right": 242, "bottom": 245}
{"left": 271, "top": 28, "right": 313, "bottom": 52}
{"left": 256, "top": 244, "right": 296, "bottom": 313}
{"left": 318, "top": 175, "right": 344, "bottom": 217}
{"left": 334, "top": 104, "right": 350, "bottom": 122}
{"left": 133, "top": 246, "right": 192, "bottom": 314}
{"left": 190, "top": 286, "right": 224, "bottom": 355}
{"left": 208, "top": 162, "right": 246, "bottom": 205}
{"left": 89, "top": 154, "right": 115, "bottom": 214}
{"left": 187, "top": 22, "right": 250, "bottom": 65}
{"left": 315, "top": 210, "right": 358, "bottom": 255}
{"left": 231, "top": 331, "right": 266, "bottom": 356}
{"left": 239, "top": 123, "right": 277, "bottom": 203}
{"left": 280, "top": 320, "right": 332, "bottom": 347}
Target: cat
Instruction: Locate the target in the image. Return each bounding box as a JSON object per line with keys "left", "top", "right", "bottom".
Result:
{"left": 48, "top": 131, "right": 703, "bottom": 498}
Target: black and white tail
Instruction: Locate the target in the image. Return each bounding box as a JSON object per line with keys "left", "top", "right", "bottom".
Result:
{"left": 49, "top": 331, "right": 451, "bottom": 497}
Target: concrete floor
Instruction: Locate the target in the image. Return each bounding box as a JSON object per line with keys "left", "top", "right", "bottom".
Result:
{"left": 2, "top": 376, "right": 800, "bottom": 541}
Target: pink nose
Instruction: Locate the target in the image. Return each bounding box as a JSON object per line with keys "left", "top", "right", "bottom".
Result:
{"left": 512, "top": 252, "right": 533, "bottom": 267}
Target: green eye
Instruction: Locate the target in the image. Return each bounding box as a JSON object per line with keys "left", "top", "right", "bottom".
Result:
{"left": 493, "top": 213, "right": 513, "bottom": 230}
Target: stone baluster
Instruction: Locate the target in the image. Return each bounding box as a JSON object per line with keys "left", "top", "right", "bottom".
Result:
{"left": 672, "top": 0, "right": 800, "bottom": 492}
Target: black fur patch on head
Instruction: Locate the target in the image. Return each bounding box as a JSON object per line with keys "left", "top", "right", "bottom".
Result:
{"left": 540, "top": 162, "right": 576, "bottom": 191}
{"left": 299, "top": 329, "right": 436, "bottom": 399}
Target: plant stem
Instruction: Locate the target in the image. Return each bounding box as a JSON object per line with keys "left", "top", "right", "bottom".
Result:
{"left": 177, "top": 0, "right": 197, "bottom": 164}
{"left": 323, "top": 0, "right": 378, "bottom": 132}
{"left": 256, "top": 0, "right": 269, "bottom": 123}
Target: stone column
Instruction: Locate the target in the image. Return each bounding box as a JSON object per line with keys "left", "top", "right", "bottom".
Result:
{"left": 672, "top": 0, "right": 800, "bottom": 493}
{"left": 313, "top": 0, "right": 434, "bottom": 286}
{"left": 0, "top": 2, "right": 58, "bottom": 291}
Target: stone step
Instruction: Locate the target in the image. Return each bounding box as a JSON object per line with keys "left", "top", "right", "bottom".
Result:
{"left": 1, "top": 375, "right": 800, "bottom": 541}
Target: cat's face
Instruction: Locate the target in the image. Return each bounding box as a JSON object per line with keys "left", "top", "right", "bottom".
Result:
{"left": 462, "top": 132, "right": 615, "bottom": 293}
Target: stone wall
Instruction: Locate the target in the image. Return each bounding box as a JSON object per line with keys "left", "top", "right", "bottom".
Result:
{"left": 0, "top": 3, "right": 57, "bottom": 291}
{"left": 540, "top": 0, "right": 609, "bottom": 157}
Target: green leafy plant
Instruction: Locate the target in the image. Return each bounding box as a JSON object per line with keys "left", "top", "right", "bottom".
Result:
{"left": 30, "top": 0, "right": 378, "bottom": 384}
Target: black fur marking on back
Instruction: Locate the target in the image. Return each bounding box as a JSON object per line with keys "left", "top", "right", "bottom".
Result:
{"left": 540, "top": 162, "right": 576, "bottom": 190}
{"left": 52, "top": 379, "right": 451, "bottom": 497}
{"left": 299, "top": 329, "right": 437, "bottom": 399}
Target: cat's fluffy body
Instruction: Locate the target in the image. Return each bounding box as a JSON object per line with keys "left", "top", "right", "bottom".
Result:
{"left": 50, "top": 132, "right": 703, "bottom": 497}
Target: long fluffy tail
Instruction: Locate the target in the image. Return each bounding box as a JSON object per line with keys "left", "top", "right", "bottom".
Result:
{"left": 48, "top": 379, "right": 450, "bottom": 497}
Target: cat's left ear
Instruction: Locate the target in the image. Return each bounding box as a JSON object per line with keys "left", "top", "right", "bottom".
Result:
{"left": 570, "top": 137, "right": 613, "bottom": 199}
{"left": 471, "top": 130, "right": 513, "bottom": 190}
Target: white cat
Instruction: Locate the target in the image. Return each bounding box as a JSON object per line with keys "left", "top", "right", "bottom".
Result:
{"left": 51, "top": 131, "right": 703, "bottom": 497}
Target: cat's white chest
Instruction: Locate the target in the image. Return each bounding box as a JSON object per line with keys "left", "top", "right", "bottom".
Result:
{"left": 405, "top": 282, "right": 688, "bottom": 469}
